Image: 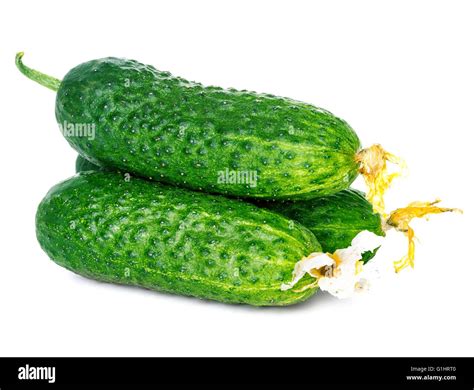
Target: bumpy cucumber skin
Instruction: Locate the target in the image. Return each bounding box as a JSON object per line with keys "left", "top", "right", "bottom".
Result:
{"left": 74, "top": 156, "right": 383, "bottom": 261}
{"left": 261, "top": 189, "right": 384, "bottom": 263}
{"left": 36, "top": 172, "right": 321, "bottom": 306}
{"left": 57, "top": 58, "right": 361, "bottom": 200}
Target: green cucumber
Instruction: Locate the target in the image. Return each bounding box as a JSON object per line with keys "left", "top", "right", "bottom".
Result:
{"left": 261, "top": 189, "right": 384, "bottom": 263}
{"left": 75, "top": 155, "right": 384, "bottom": 262}
{"left": 36, "top": 171, "right": 321, "bottom": 306}
{"left": 18, "top": 53, "right": 361, "bottom": 200}
{"left": 75, "top": 154, "right": 109, "bottom": 173}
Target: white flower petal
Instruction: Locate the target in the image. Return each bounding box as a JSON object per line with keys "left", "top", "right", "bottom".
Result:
{"left": 281, "top": 230, "right": 386, "bottom": 298}
{"left": 280, "top": 252, "right": 334, "bottom": 291}
{"left": 318, "top": 231, "right": 385, "bottom": 298}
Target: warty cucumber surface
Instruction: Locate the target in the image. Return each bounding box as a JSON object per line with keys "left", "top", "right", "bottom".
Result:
{"left": 36, "top": 171, "right": 321, "bottom": 306}
{"left": 75, "top": 155, "right": 383, "bottom": 262}
{"left": 18, "top": 54, "right": 361, "bottom": 200}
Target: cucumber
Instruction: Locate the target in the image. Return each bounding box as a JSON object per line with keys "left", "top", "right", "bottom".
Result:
{"left": 36, "top": 171, "right": 321, "bottom": 306}
{"left": 75, "top": 155, "right": 384, "bottom": 262}
{"left": 18, "top": 54, "right": 361, "bottom": 200}
{"left": 261, "top": 189, "right": 384, "bottom": 263}
{"left": 75, "top": 154, "right": 108, "bottom": 172}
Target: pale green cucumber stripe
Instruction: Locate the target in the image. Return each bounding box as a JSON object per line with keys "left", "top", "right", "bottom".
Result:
{"left": 233, "top": 220, "right": 310, "bottom": 252}
{"left": 225, "top": 134, "right": 356, "bottom": 156}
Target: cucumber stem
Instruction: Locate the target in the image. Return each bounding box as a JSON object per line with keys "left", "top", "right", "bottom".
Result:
{"left": 15, "top": 52, "right": 61, "bottom": 91}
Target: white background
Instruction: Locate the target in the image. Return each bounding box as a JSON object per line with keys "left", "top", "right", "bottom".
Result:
{"left": 0, "top": 0, "right": 472, "bottom": 357}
